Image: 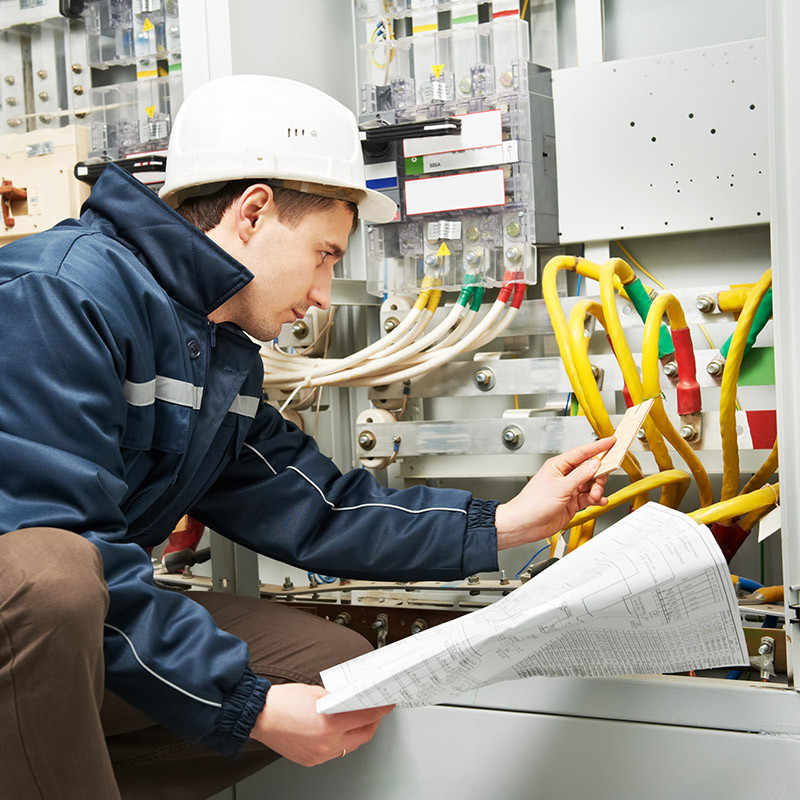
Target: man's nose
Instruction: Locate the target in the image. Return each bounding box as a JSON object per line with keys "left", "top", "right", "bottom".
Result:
{"left": 308, "top": 264, "right": 333, "bottom": 310}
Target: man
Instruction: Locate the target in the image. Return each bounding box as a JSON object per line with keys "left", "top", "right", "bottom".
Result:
{"left": 0, "top": 75, "right": 610, "bottom": 799}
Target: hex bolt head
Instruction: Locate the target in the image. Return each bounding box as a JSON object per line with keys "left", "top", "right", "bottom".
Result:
{"left": 637, "top": 428, "right": 647, "bottom": 441}
{"left": 5, "top": 97, "right": 15, "bottom": 106}
{"left": 696, "top": 294, "right": 717, "bottom": 313}
{"left": 383, "top": 316, "right": 399, "bottom": 333}
{"left": 36, "top": 69, "right": 47, "bottom": 80}
{"left": 38, "top": 91, "right": 49, "bottom": 101}
{"left": 291, "top": 319, "right": 309, "bottom": 338}
{"left": 505, "top": 221, "right": 521, "bottom": 238}
{"left": 410, "top": 618, "right": 428, "bottom": 634}
{"left": 467, "top": 574, "right": 480, "bottom": 584}
{"left": 590, "top": 364, "right": 601, "bottom": 381}
{"left": 72, "top": 84, "right": 84, "bottom": 96}
{"left": 499, "top": 71, "right": 513, "bottom": 87}
{"left": 465, "top": 249, "right": 481, "bottom": 266}
{"left": 458, "top": 78, "right": 471, "bottom": 94}
{"left": 499, "top": 569, "right": 509, "bottom": 585}
{"left": 473, "top": 367, "right": 495, "bottom": 391}
{"left": 358, "top": 430, "right": 377, "bottom": 451}
{"left": 465, "top": 226, "right": 480, "bottom": 242}
{"left": 71, "top": 63, "right": 83, "bottom": 74}
{"left": 707, "top": 360, "right": 724, "bottom": 377}
{"left": 424, "top": 254, "right": 440, "bottom": 269}
{"left": 502, "top": 425, "right": 524, "bottom": 450}
{"left": 663, "top": 361, "right": 679, "bottom": 378}
{"left": 3, "top": 75, "right": 14, "bottom": 85}
{"left": 679, "top": 425, "right": 698, "bottom": 442}
{"left": 505, "top": 246, "right": 522, "bottom": 264}
{"left": 282, "top": 576, "right": 294, "bottom": 590}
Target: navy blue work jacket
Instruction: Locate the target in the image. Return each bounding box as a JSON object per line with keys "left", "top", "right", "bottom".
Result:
{"left": 0, "top": 164, "right": 499, "bottom": 756}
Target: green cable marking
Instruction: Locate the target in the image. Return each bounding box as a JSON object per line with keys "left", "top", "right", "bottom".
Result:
{"left": 452, "top": 13, "right": 479, "bottom": 24}
{"left": 720, "top": 287, "right": 773, "bottom": 359}
{"left": 470, "top": 285, "right": 485, "bottom": 311}
{"left": 625, "top": 278, "right": 675, "bottom": 358}
{"left": 457, "top": 273, "right": 480, "bottom": 306}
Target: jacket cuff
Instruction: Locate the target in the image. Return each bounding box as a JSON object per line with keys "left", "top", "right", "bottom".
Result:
{"left": 200, "top": 667, "right": 271, "bottom": 758}
{"left": 463, "top": 498, "right": 500, "bottom": 576}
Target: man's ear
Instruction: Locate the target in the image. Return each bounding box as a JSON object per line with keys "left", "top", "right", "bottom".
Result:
{"left": 234, "top": 184, "right": 274, "bottom": 243}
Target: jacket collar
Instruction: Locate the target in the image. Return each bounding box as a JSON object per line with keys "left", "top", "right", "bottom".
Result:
{"left": 80, "top": 163, "right": 253, "bottom": 316}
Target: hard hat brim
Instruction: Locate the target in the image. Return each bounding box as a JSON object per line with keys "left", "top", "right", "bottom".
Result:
{"left": 359, "top": 188, "right": 398, "bottom": 224}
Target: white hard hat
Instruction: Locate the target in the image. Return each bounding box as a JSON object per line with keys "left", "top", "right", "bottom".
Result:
{"left": 159, "top": 74, "right": 397, "bottom": 224}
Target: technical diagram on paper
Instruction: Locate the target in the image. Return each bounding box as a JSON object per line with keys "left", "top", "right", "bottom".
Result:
{"left": 317, "top": 503, "right": 748, "bottom": 714}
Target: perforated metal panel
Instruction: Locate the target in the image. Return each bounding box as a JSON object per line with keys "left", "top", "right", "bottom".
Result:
{"left": 554, "top": 38, "right": 768, "bottom": 241}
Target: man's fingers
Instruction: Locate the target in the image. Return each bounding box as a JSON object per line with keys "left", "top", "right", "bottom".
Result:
{"left": 329, "top": 703, "right": 395, "bottom": 731}
{"left": 552, "top": 436, "right": 615, "bottom": 472}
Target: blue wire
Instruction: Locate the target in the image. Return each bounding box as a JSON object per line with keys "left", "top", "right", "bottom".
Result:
{"left": 515, "top": 544, "right": 551, "bottom": 580}
{"left": 307, "top": 572, "right": 337, "bottom": 584}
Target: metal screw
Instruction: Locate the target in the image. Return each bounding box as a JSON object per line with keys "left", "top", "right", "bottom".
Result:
{"left": 663, "top": 361, "right": 678, "bottom": 378}
{"left": 358, "top": 430, "right": 377, "bottom": 450}
{"left": 6, "top": 118, "right": 22, "bottom": 128}
{"left": 696, "top": 294, "right": 716, "bottom": 313}
{"left": 707, "top": 360, "right": 724, "bottom": 377}
{"left": 282, "top": 576, "right": 294, "bottom": 590}
{"left": 383, "top": 316, "right": 399, "bottom": 333}
{"left": 424, "top": 254, "right": 441, "bottom": 269}
{"left": 649, "top": 289, "right": 659, "bottom": 301}
{"left": 637, "top": 428, "right": 647, "bottom": 441}
{"left": 36, "top": 69, "right": 47, "bottom": 80}
{"left": 465, "top": 226, "right": 480, "bottom": 242}
{"left": 371, "top": 616, "right": 386, "bottom": 629}
{"left": 5, "top": 97, "right": 15, "bottom": 106}
{"left": 169, "top": 25, "right": 180, "bottom": 36}
{"left": 499, "top": 570, "right": 509, "bottom": 585}
{"left": 590, "top": 364, "right": 601, "bottom": 381}
{"left": 505, "top": 246, "right": 522, "bottom": 264}
{"left": 467, "top": 574, "right": 480, "bottom": 584}
{"left": 502, "top": 425, "right": 524, "bottom": 450}
{"left": 3, "top": 75, "right": 14, "bottom": 85}
{"left": 473, "top": 367, "right": 495, "bottom": 391}
{"left": 679, "top": 425, "right": 698, "bottom": 442}
{"left": 458, "top": 78, "right": 471, "bottom": 94}
{"left": 291, "top": 319, "right": 309, "bottom": 338}
{"left": 333, "top": 612, "right": 352, "bottom": 626}
{"left": 71, "top": 63, "right": 83, "bottom": 74}
{"left": 499, "top": 71, "right": 513, "bottom": 87}
{"left": 38, "top": 91, "right": 49, "bottom": 102}
{"left": 72, "top": 84, "right": 84, "bottom": 96}
{"left": 392, "top": 434, "right": 401, "bottom": 445}
{"left": 465, "top": 249, "right": 481, "bottom": 266}
{"left": 38, "top": 114, "right": 53, "bottom": 124}
{"left": 410, "top": 618, "right": 428, "bottom": 634}
{"left": 505, "top": 221, "right": 521, "bottom": 238}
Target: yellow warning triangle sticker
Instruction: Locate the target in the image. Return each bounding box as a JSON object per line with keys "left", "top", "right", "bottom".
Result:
{"left": 145, "top": 105, "right": 155, "bottom": 119}
{"left": 431, "top": 64, "right": 444, "bottom": 78}
{"left": 142, "top": 16, "right": 154, "bottom": 32}
{"left": 436, "top": 242, "right": 451, "bottom": 257}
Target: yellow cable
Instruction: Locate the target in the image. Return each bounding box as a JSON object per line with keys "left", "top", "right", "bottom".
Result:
{"left": 567, "top": 299, "right": 646, "bottom": 494}
{"left": 720, "top": 269, "right": 773, "bottom": 502}
{"left": 599, "top": 260, "right": 677, "bottom": 491}
{"left": 543, "top": 258, "right": 644, "bottom": 487}
{"left": 690, "top": 483, "right": 779, "bottom": 526}
{"left": 641, "top": 292, "right": 714, "bottom": 507}
{"left": 740, "top": 439, "right": 779, "bottom": 497}
{"left": 567, "top": 470, "right": 693, "bottom": 528}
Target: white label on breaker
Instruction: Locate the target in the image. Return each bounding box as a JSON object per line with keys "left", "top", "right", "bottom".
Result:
{"left": 426, "top": 221, "right": 462, "bottom": 240}
{"left": 404, "top": 168, "right": 506, "bottom": 215}
{"left": 403, "top": 109, "right": 503, "bottom": 158}
{"left": 422, "top": 140, "right": 519, "bottom": 174}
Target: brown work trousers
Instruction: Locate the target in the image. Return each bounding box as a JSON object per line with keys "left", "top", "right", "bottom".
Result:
{"left": 0, "top": 528, "right": 372, "bottom": 800}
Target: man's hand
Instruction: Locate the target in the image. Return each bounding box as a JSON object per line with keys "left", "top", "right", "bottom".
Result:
{"left": 250, "top": 683, "right": 394, "bottom": 767}
{"left": 494, "top": 437, "right": 615, "bottom": 550}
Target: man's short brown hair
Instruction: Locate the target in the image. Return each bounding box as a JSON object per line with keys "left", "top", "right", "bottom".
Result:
{"left": 175, "top": 179, "right": 360, "bottom": 233}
